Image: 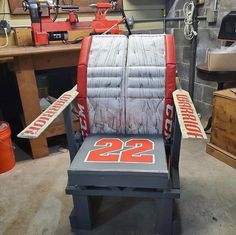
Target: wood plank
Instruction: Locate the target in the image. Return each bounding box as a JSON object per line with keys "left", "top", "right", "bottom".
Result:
{"left": 45, "top": 120, "right": 80, "bottom": 138}
{"left": 0, "top": 43, "right": 81, "bottom": 58}
{"left": 14, "top": 56, "right": 49, "bottom": 158}
{"left": 206, "top": 143, "right": 236, "bottom": 169}
{"left": 7, "top": 0, "right": 19, "bottom": 14}
{"left": 173, "top": 89, "right": 207, "bottom": 139}
{"left": 18, "top": 87, "right": 78, "bottom": 139}
{"left": 0, "top": 57, "right": 14, "bottom": 63}
{"left": 32, "top": 51, "right": 80, "bottom": 70}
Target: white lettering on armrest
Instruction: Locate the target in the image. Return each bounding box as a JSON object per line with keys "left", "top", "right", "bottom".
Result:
{"left": 17, "top": 87, "right": 78, "bottom": 139}
{"left": 173, "top": 89, "right": 207, "bottom": 139}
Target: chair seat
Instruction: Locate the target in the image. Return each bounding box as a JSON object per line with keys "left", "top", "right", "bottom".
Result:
{"left": 68, "top": 134, "right": 169, "bottom": 189}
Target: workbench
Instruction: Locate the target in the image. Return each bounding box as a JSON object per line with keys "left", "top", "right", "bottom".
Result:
{"left": 0, "top": 43, "right": 82, "bottom": 158}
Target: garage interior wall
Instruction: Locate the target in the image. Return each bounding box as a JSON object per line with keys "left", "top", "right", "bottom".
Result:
{"left": 1, "top": 0, "right": 236, "bottom": 119}
{"left": 167, "top": 0, "right": 236, "bottom": 119}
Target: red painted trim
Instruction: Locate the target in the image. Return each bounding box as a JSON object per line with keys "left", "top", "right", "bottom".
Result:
{"left": 163, "top": 34, "right": 176, "bottom": 138}
{"left": 164, "top": 34, "right": 176, "bottom": 98}
{"left": 77, "top": 65, "right": 87, "bottom": 98}
{"left": 165, "top": 64, "right": 176, "bottom": 98}
{"left": 77, "top": 36, "right": 92, "bottom": 137}
{"left": 78, "top": 36, "right": 92, "bottom": 66}
{"left": 165, "top": 34, "right": 176, "bottom": 64}
{"left": 77, "top": 36, "right": 92, "bottom": 98}
{"left": 85, "top": 138, "right": 155, "bottom": 164}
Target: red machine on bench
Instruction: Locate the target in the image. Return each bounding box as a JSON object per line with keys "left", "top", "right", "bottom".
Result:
{"left": 18, "top": 34, "right": 206, "bottom": 234}
{"left": 23, "top": 0, "right": 130, "bottom": 46}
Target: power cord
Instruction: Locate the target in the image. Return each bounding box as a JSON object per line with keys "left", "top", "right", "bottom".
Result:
{"left": 0, "top": 28, "right": 8, "bottom": 48}
{"left": 183, "top": 1, "right": 197, "bottom": 40}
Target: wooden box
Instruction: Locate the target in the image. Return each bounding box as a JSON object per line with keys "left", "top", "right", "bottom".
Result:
{"left": 206, "top": 88, "right": 236, "bottom": 168}
{"left": 14, "top": 28, "right": 33, "bottom": 46}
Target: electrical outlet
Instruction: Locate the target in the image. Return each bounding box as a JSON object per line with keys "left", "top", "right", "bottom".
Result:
{"left": 196, "top": 0, "right": 205, "bottom": 5}
{"left": 126, "top": 16, "right": 134, "bottom": 28}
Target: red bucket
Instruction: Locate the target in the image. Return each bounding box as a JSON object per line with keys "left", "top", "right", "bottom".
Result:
{"left": 0, "top": 121, "right": 15, "bottom": 173}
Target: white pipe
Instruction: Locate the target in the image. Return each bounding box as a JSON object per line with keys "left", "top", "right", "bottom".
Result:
{"left": 214, "top": 0, "right": 218, "bottom": 11}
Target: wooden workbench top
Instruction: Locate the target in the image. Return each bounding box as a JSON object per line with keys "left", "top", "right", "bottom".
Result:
{"left": 0, "top": 43, "right": 82, "bottom": 58}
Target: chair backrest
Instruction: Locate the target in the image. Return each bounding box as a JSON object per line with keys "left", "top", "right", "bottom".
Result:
{"left": 77, "top": 34, "right": 176, "bottom": 139}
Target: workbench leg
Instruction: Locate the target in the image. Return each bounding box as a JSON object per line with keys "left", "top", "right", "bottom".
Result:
{"left": 14, "top": 56, "right": 48, "bottom": 158}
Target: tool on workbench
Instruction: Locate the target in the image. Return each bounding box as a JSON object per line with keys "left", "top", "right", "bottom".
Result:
{"left": 22, "top": 0, "right": 131, "bottom": 46}
{"left": 89, "top": 1, "right": 131, "bottom": 35}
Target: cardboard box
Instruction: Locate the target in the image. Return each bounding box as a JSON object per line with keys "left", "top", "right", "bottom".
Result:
{"left": 208, "top": 50, "right": 236, "bottom": 71}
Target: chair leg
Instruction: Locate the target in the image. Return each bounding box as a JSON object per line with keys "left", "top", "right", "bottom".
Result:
{"left": 156, "top": 198, "right": 174, "bottom": 235}
{"left": 70, "top": 195, "right": 92, "bottom": 231}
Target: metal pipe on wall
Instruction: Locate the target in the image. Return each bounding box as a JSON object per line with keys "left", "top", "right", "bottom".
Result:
{"left": 214, "top": 0, "right": 219, "bottom": 11}
{"left": 188, "top": 5, "right": 199, "bottom": 99}
{"left": 133, "top": 15, "right": 206, "bottom": 23}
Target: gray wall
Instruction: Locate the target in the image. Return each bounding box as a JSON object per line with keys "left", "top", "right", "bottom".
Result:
{"left": 166, "top": 0, "right": 236, "bottom": 119}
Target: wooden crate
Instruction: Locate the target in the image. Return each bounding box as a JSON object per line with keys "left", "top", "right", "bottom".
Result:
{"left": 206, "top": 88, "right": 236, "bottom": 169}
{"left": 14, "top": 28, "right": 33, "bottom": 46}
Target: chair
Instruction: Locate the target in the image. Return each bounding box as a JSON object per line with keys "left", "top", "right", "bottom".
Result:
{"left": 17, "top": 33, "right": 206, "bottom": 235}
{"left": 66, "top": 34, "right": 181, "bottom": 235}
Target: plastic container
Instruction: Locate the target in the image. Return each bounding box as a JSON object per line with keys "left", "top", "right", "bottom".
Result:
{"left": 0, "top": 121, "right": 15, "bottom": 173}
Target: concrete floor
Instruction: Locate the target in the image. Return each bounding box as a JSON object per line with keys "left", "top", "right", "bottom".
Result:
{"left": 0, "top": 139, "right": 236, "bottom": 235}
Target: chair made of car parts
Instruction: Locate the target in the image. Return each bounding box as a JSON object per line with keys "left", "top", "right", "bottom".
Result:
{"left": 66, "top": 34, "right": 180, "bottom": 235}
{"left": 17, "top": 34, "right": 206, "bottom": 235}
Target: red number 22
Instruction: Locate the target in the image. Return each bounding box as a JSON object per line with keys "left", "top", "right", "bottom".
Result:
{"left": 85, "top": 138, "right": 154, "bottom": 163}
